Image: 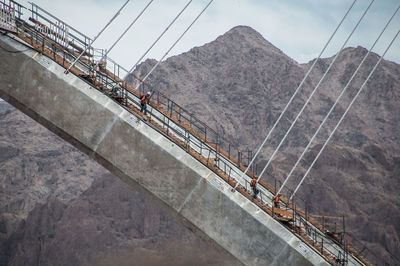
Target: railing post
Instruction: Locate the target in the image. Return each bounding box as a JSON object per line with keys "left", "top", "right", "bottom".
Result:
{"left": 52, "top": 43, "right": 56, "bottom": 59}
{"left": 166, "top": 117, "right": 170, "bottom": 135}
{"left": 216, "top": 134, "right": 219, "bottom": 167}
{"left": 166, "top": 100, "right": 170, "bottom": 116}
{"left": 293, "top": 204, "right": 296, "bottom": 229}
{"left": 248, "top": 149, "right": 251, "bottom": 167}
{"left": 343, "top": 214, "right": 345, "bottom": 235}
{"left": 313, "top": 229, "right": 316, "bottom": 244}
{"left": 206, "top": 149, "right": 211, "bottom": 165}
{"left": 186, "top": 133, "right": 190, "bottom": 150}
{"left": 272, "top": 198, "right": 275, "bottom": 216}
{"left": 178, "top": 106, "right": 182, "bottom": 121}
{"left": 305, "top": 201, "right": 308, "bottom": 223}
{"left": 321, "top": 238, "right": 324, "bottom": 255}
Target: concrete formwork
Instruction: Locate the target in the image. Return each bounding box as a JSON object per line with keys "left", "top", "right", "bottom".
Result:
{"left": 0, "top": 34, "right": 329, "bottom": 266}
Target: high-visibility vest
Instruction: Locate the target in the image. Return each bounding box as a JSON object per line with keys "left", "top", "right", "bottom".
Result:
{"left": 274, "top": 196, "right": 280, "bottom": 203}
{"left": 251, "top": 179, "right": 257, "bottom": 188}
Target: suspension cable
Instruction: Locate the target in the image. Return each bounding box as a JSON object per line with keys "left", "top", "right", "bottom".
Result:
{"left": 65, "top": 0, "right": 130, "bottom": 74}
{"left": 289, "top": 28, "right": 400, "bottom": 200}
{"left": 257, "top": 0, "right": 374, "bottom": 185}
{"left": 94, "top": 0, "right": 154, "bottom": 71}
{"left": 123, "top": 0, "right": 193, "bottom": 80}
{"left": 231, "top": 0, "right": 357, "bottom": 191}
{"left": 138, "top": 0, "right": 214, "bottom": 86}
{"left": 276, "top": 5, "right": 400, "bottom": 198}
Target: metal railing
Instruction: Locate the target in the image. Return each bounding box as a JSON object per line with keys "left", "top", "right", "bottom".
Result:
{"left": 0, "top": 0, "right": 24, "bottom": 34}
{"left": 0, "top": 0, "right": 24, "bottom": 19}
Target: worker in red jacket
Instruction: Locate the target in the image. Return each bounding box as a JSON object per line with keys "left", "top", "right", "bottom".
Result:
{"left": 274, "top": 194, "right": 281, "bottom": 208}
{"left": 140, "top": 91, "right": 151, "bottom": 114}
{"left": 250, "top": 178, "right": 259, "bottom": 198}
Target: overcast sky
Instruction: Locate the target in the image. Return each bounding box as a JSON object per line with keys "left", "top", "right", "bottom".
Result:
{"left": 15, "top": 0, "right": 400, "bottom": 71}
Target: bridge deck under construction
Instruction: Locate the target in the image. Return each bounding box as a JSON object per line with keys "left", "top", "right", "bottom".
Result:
{"left": 0, "top": 1, "right": 371, "bottom": 265}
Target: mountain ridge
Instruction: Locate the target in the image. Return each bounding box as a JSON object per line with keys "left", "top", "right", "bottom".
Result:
{"left": 1, "top": 25, "right": 399, "bottom": 265}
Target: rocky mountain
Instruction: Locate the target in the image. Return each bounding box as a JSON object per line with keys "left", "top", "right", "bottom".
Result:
{"left": 129, "top": 26, "right": 400, "bottom": 265}
{"left": 1, "top": 25, "right": 399, "bottom": 265}
{"left": 128, "top": 26, "right": 312, "bottom": 152}
{"left": 0, "top": 102, "right": 240, "bottom": 266}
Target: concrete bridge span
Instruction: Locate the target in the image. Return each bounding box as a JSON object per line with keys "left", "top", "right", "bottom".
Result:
{"left": 0, "top": 33, "right": 331, "bottom": 265}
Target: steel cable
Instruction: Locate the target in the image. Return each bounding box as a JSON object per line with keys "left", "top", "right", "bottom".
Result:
{"left": 124, "top": 0, "right": 193, "bottom": 80}
{"left": 275, "top": 5, "right": 400, "bottom": 198}
{"left": 290, "top": 26, "right": 400, "bottom": 200}
{"left": 139, "top": 0, "right": 214, "bottom": 85}
{"left": 257, "top": 0, "right": 375, "bottom": 186}
{"left": 232, "top": 0, "right": 357, "bottom": 190}
{"left": 65, "top": 0, "right": 130, "bottom": 73}
{"left": 94, "top": 0, "right": 154, "bottom": 71}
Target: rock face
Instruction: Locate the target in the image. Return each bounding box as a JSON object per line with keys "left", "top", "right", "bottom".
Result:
{"left": 129, "top": 26, "right": 311, "bottom": 153}
{"left": 129, "top": 26, "right": 400, "bottom": 265}
{"left": 0, "top": 102, "right": 240, "bottom": 266}
{"left": 1, "top": 25, "right": 400, "bottom": 265}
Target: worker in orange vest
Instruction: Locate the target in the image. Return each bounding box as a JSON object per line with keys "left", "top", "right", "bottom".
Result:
{"left": 250, "top": 178, "right": 259, "bottom": 198}
{"left": 274, "top": 194, "right": 281, "bottom": 208}
{"left": 140, "top": 91, "right": 151, "bottom": 114}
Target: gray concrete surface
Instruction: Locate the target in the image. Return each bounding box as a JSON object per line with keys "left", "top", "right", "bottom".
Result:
{"left": 0, "top": 33, "right": 329, "bottom": 266}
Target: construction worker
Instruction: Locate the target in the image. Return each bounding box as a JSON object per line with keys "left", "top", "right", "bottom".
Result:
{"left": 111, "top": 83, "right": 121, "bottom": 97}
{"left": 250, "top": 178, "right": 259, "bottom": 198}
{"left": 140, "top": 91, "right": 151, "bottom": 115}
{"left": 274, "top": 194, "right": 281, "bottom": 208}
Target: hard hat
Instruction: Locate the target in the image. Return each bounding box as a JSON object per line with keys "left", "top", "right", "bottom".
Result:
{"left": 147, "top": 91, "right": 151, "bottom": 95}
